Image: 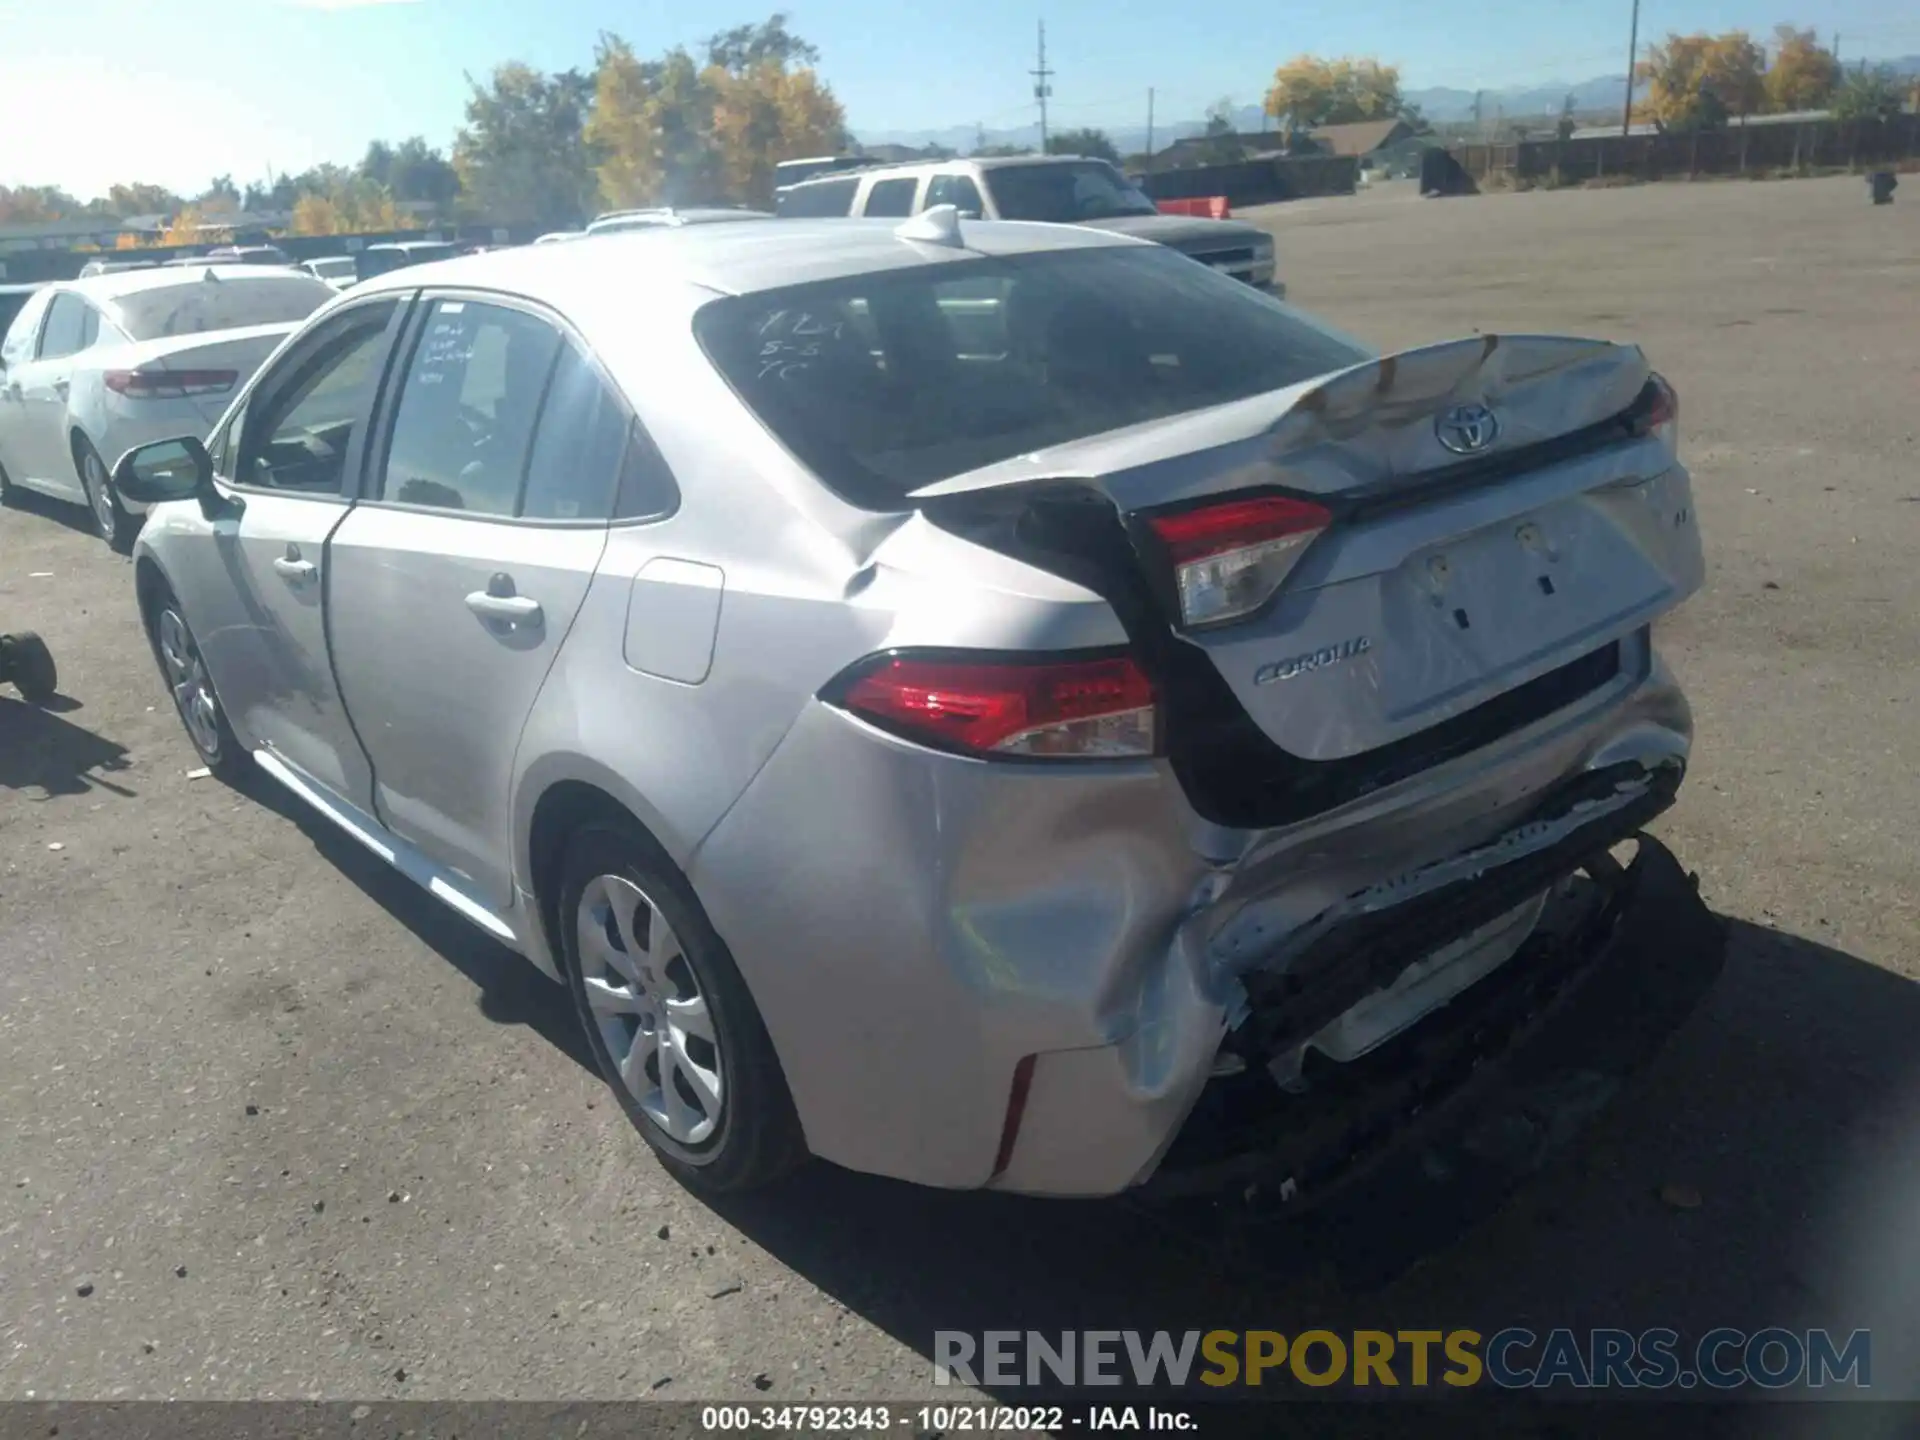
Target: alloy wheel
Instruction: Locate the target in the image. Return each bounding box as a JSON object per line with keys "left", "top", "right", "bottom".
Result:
{"left": 84, "top": 449, "right": 116, "bottom": 537}
{"left": 575, "top": 874, "right": 725, "bottom": 1147}
{"left": 156, "top": 607, "right": 223, "bottom": 761}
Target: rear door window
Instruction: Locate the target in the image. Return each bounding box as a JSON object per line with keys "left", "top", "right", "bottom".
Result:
{"left": 519, "top": 342, "right": 632, "bottom": 521}
{"left": 777, "top": 178, "right": 858, "bottom": 218}
{"left": 925, "top": 174, "right": 986, "bottom": 215}
{"left": 37, "top": 294, "right": 90, "bottom": 360}
{"left": 862, "top": 177, "right": 919, "bottom": 218}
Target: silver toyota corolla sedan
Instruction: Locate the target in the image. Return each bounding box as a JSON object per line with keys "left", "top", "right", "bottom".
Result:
{"left": 114, "top": 208, "right": 1721, "bottom": 1201}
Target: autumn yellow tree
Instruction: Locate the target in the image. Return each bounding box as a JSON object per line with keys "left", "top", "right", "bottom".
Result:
{"left": 1763, "top": 26, "right": 1841, "bottom": 112}
{"left": 291, "top": 193, "right": 347, "bottom": 235}
{"left": 588, "top": 39, "right": 720, "bottom": 208}
{"left": 158, "top": 205, "right": 209, "bottom": 246}
{"left": 1636, "top": 31, "right": 1765, "bottom": 129}
{"left": 1264, "top": 55, "right": 1405, "bottom": 130}
{"left": 706, "top": 61, "right": 846, "bottom": 207}
{"left": 587, "top": 17, "right": 847, "bottom": 210}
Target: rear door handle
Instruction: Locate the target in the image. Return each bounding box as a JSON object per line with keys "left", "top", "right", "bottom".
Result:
{"left": 272, "top": 556, "right": 317, "bottom": 583}
{"left": 464, "top": 591, "right": 542, "bottom": 626}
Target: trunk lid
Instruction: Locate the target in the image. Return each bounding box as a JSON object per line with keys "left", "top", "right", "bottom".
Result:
{"left": 93, "top": 322, "right": 301, "bottom": 426}
{"left": 913, "top": 334, "right": 1704, "bottom": 761}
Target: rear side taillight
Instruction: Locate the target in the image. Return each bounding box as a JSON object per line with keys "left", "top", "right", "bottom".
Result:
{"left": 1145, "top": 494, "right": 1331, "bottom": 629}
{"left": 830, "top": 652, "right": 1157, "bottom": 759}
{"left": 105, "top": 368, "right": 238, "bottom": 400}
{"left": 1627, "top": 373, "right": 1678, "bottom": 447}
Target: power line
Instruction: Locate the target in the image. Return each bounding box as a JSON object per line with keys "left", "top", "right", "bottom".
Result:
{"left": 1030, "top": 20, "right": 1054, "bottom": 152}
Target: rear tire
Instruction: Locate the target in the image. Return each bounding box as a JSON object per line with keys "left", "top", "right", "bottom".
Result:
{"left": 141, "top": 581, "right": 246, "bottom": 780}
{"left": 75, "top": 437, "right": 135, "bottom": 554}
{"left": 556, "top": 819, "right": 807, "bottom": 1193}
{"left": 1, "top": 632, "right": 57, "bottom": 704}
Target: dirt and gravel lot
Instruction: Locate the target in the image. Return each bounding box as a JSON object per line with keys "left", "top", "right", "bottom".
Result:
{"left": 2, "top": 175, "right": 1916, "bottom": 1405}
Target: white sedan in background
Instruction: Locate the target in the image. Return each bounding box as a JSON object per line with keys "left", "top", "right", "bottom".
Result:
{"left": 0, "top": 265, "right": 336, "bottom": 549}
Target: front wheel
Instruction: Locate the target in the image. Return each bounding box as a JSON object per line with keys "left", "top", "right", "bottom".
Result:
{"left": 557, "top": 820, "right": 807, "bottom": 1193}
{"left": 76, "top": 438, "right": 136, "bottom": 554}
{"left": 144, "top": 585, "right": 245, "bottom": 780}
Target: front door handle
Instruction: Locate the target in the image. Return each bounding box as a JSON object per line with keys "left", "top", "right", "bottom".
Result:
{"left": 464, "top": 591, "right": 543, "bottom": 626}
{"left": 272, "top": 556, "right": 317, "bottom": 583}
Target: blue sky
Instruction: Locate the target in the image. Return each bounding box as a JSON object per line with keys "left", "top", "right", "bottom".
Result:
{"left": 4, "top": 0, "right": 1917, "bottom": 198}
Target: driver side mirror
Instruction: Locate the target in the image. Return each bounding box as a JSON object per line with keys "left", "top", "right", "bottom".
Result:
{"left": 113, "top": 435, "right": 215, "bottom": 508}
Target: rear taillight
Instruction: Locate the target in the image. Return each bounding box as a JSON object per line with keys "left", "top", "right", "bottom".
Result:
{"left": 1627, "top": 373, "right": 1678, "bottom": 447}
{"left": 1145, "top": 494, "right": 1331, "bottom": 629}
{"left": 105, "top": 368, "right": 239, "bottom": 400}
{"left": 831, "top": 652, "right": 1157, "bottom": 759}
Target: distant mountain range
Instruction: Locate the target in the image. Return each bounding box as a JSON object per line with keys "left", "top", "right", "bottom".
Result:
{"left": 855, "top": 57, "right": 1920, "bottom": 156}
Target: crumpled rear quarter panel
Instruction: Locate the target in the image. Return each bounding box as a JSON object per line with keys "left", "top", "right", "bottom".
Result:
{"left": 686, "top": 701, "right": 1216, "bottom": 1190}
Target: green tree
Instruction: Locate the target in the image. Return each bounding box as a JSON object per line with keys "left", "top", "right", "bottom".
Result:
{"left": 1045, "top": 127, "right": 1120, "bottom": 163}
{"left": 453, "top": 62, "right": 600, "bottom": 225}
{"left": 704, "top": 12, "right": 819, "bottom": 73}
{"left": 383, "top": 137, "right": 462, "bottom": 208}
{"left": 1831, "top": 64, "right": 1907, "bottom": 122}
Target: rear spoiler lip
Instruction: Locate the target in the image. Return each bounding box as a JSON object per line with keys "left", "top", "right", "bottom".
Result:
{"left": 910, "top": 375, "right": 1665, "bottom": 519}
{"left": 904, "top": 333, "right": 1642, "bottom": 507}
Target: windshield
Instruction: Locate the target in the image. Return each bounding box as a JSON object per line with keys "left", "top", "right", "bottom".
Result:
{"left": 112, "top": 275, "right": 334, "bottom": 340}
{"left": 695, "top": 245, "right": 1370, "bottom": 508}
{"left": 984, "top": 161, "right": 1159, "bottom": 222}
{"left": 308, "top": 258, "right": 356, "bottom": 279}
{"left": 359, "top": 244, "right": 456, "bottom": 277}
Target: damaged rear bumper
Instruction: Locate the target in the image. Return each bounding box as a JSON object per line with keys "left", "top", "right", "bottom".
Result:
{"left": 1137, "top": 830, "right": 1728, "bottom": 1207}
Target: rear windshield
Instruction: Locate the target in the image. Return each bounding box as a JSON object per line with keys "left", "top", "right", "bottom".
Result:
{"left": 695, "top": 244, "right": 1370, "bottom": 507}
{"left": 307, "top": 258, "right": 356, "bottom": 279}
{"left": 112, "top": 275, "right": 334, "bottom": 340}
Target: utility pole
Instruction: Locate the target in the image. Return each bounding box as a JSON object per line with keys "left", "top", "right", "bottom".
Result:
{"left": 1621, "top": 0, "right": 1641, "bottom": 136}
{"left": 1472, "top": 89, "right": 1485, "bottom": 137}
{"left": 1832, "top": 31, "right": 1840, "bottom": 67}
{"left": 1031, "top": 20, "right": 1054, "bottom": 152}
{"left": 1145, "top": 88, "right": 1155, "bottom": 165}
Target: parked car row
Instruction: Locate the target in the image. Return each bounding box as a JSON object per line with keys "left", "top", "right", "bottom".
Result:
{"left": 0, "top": 265, "right": 340, "bottom": 546}
{"left": 68, "top": 211, "right": 1719, "bottom": 1205}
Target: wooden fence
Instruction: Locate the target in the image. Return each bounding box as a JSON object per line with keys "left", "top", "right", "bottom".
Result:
{"left": 1452, "top": 115, "right": 1920, "bottom": 186}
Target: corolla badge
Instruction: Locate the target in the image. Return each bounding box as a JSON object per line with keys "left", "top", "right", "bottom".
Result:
{"left": 1435, "top": 402, "right": 1501, "bottom": 455}
{"left": 1254, "top": 635, "right": 1372, "bottom": 685}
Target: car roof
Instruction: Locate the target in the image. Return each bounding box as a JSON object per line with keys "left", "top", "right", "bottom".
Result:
{"left": 785, "top": 153, "right": 1109, "bottom": 187}
{"left": 366, "top": 240, "right": 455, "bottom": 253}
{"left": 350, "top": 216, "right": 1142, "bottom": 304}
{"left": 588, "top": 208, "right": 774, "bottom": 231}
{"left": 53, "top": 265, "right": 334, "bottom": 302}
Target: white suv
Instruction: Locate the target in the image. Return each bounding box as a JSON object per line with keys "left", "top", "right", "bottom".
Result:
{"left": 776, "top": 153, "right": 1284, "bottom": 297}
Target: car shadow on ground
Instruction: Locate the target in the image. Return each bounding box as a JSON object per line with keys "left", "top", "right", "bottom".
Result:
{"left": 1, "top": 484, "right": 98, "bottom": 541}
{"left": 228, "top": 764, "right": 595, "bottom": 1073}
{"left": 0, "top": 694, "right": 135, "bottom": 797}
